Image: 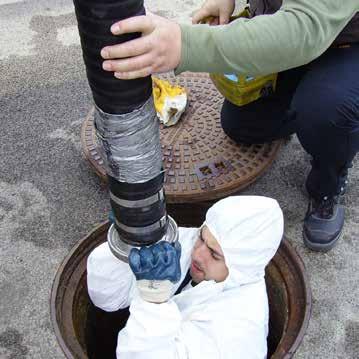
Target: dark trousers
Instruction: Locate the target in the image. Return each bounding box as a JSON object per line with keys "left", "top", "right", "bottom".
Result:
{"left": 221, "top": 44, "right": 359, "bottom": 199}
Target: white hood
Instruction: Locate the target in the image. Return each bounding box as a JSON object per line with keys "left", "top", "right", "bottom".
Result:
{"left": 204, "top": 196, "right": 284, "bottom": 288}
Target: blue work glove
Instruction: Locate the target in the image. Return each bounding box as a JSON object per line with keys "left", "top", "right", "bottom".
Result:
{"left": 129, "top": 241, "right": 181, "bottom": 303}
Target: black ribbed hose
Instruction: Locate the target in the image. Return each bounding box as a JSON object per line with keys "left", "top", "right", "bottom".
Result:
{"left": 73, "top": 0, "right": 152, "bottom": 114}
{"left": 74, "top": 0, "right": 168, "bottom": 245}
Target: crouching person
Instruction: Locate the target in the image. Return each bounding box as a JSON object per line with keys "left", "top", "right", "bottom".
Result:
{"left": 87, "top": 196, "right": 284, "bottom": 359}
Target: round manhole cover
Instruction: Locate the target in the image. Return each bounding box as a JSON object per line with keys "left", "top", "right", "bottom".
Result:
{"left": 81, "top": 72, "right": 282, "bottom": 203}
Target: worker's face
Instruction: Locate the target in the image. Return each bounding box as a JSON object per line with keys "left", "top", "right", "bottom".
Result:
{"left": 190, "top": 225, "right": 229, "bottom": 284}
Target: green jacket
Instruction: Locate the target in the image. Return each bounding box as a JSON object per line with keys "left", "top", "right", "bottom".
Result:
{"left": 249, "top": 0, "right": 359, "bottom": 45}
{"left": 176, "top": 0, "right": 359, "bottom": 76}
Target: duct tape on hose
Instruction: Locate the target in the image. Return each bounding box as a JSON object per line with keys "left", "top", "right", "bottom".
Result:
{"left": 94, "top": 96, "right": 162, "bottom": 183}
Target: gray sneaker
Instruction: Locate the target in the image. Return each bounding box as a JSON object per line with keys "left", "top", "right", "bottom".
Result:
{"left": 303, "top": 196, "right": 345, "bottom": 252}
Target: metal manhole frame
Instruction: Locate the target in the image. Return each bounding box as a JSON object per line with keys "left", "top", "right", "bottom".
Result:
{"left": 50, "top": 222, "right": 312, "bottom": 359}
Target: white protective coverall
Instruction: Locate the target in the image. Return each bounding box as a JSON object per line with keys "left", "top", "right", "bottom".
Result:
{"left": 87, "top": 196, "right": 284, "bottom": 359}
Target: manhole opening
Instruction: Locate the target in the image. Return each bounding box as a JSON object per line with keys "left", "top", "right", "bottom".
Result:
{"left": 72, "top": 273, "right": 287, "bottom": 358}
{"left": 52, "top": 224, "right": 311, "bottom": 359}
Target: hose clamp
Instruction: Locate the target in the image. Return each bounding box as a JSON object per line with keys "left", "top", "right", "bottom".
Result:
{"left": 109, "top": 189, "right": 165, "bottom": 209}
{"left": 107, "top": 216, "right": 179, "bottom": 263}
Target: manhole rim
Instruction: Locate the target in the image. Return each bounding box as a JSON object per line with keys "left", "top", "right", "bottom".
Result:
{"left": 50, "top": 222, "right": 312, "bottom": 359}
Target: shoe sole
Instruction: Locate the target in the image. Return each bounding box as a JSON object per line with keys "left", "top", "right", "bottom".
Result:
{"left": 302, "top": 229, "right": 343, "bottom": 252}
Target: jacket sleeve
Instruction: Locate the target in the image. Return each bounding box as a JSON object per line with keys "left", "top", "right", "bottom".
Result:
{"left": 116, "top": 296, "right": 221, "bottom": 359}
{"left": 87, "top": 242, "right": 136, "bottom": 312}
{"left": 176, "top": 0, "right": 358, "bottom": 76}
{"left": 86, "top": 227, "right": 197, "bottom": 312}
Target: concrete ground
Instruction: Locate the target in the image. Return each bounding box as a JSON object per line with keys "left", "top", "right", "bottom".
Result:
{"left": 0, "top": 0, "right": 358, "bottom": 358}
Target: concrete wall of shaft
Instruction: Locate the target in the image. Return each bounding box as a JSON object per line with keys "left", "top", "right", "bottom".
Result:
{"left": 73, "top": 0, "right": 172, "bottom": 248}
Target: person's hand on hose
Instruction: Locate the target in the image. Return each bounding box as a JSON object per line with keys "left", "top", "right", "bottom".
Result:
{"left": 192, "top": 0, "right": 235, "bottom": 25}
{"left": 129, "top": 241, "right": 182, "bottom": 303}
{"left": 101, "top": 12, "right": 181, "bottom": 80}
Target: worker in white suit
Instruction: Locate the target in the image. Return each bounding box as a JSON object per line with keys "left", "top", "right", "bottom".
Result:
{"left": 87, "top": 195, "right": 284, "bottom": 359}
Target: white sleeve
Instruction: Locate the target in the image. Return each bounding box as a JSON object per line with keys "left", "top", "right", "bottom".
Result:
{"left": 87, "top": 227, "right": 197, "bottom": 312}
{"left": 116, "top": 296, "right": 221, "bottom": 359}
{"left": 87, "top": 242, "right": 136, "bottom": 312}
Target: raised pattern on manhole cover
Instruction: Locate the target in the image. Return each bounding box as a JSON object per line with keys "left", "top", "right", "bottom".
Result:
{"left": 81, "top": 72, "right": 282, "bottom": 203}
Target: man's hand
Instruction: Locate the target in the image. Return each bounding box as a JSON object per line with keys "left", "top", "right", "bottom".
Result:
{"left": 129, "top": 241, "right": 181, "bottom": 303}
{"left": 101, "top": 13, "right": 181, "bottom": 80}
{"left": 192, "top": 0, "right": 235, "bottom": 25}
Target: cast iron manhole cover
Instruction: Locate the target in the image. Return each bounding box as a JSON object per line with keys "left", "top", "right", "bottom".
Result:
{"left": 81, "top": 72, "right": 282, "bottom": 203}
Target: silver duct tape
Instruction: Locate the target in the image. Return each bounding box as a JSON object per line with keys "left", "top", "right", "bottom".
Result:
{"left": 94, "top": 96, "right": 162, "bottom": 183}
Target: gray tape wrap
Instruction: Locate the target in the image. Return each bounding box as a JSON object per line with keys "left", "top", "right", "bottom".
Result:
{"left": 94, "top": 96, "right": 162, "bottom": 183}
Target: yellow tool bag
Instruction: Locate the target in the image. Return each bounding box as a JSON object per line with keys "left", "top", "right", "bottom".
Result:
{"left": 208, "top": 9, "right": 278, "bottom": 106}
